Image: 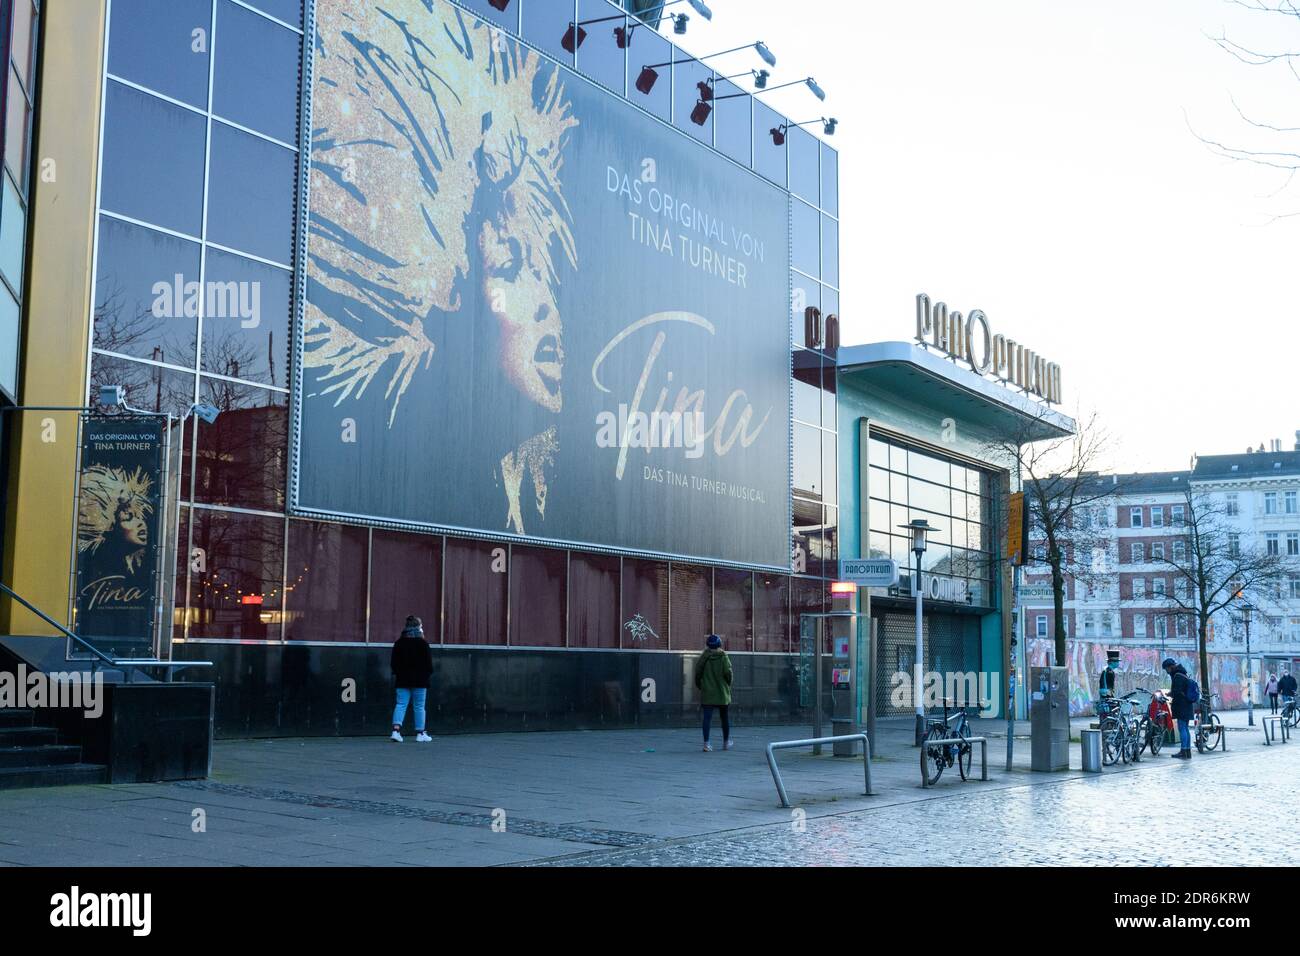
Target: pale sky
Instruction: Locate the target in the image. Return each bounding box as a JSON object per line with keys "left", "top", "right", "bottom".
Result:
{"left": 668, "top": 0, "right": 1298, "bottom": 472}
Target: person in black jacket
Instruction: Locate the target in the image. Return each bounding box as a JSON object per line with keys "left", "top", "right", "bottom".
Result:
{"left": 391, "top": 615, "right": 434, "bottom": 743}
{"left": 1279, "top": 671, "right": 1298, "bottom": 703}
{"left": 1162, "top": 657, "right": 1193, "bottom": 759}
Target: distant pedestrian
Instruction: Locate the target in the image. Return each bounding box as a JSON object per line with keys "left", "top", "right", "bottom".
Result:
{"left": 1279, "top": 671, "right": 1298, "bottom": 704}
{"left": 694, "top": 634, "right": 733, "bottom": 752}
{"left": 1266, "top": 673, "right": 1279, "bottom": 714}
{"left": 1098, "top": 650, "right": 1119, "bottom": 714}
{"left": 1162, "top": 657, "right": 1194, "bottom": 760}
{"left": 391, "top": 615, "right": 433, "bottom": 743}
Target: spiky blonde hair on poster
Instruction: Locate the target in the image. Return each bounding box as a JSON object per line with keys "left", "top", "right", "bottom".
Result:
{"left": 77, "top": 464, "right": 154, "bottom": 556}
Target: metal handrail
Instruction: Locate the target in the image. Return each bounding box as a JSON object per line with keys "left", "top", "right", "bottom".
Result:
{"left": 0, "top": 581, "right": 211, "bottom": 681}
{"left": 766, "top": 734, "right": 874, "bottom": 808}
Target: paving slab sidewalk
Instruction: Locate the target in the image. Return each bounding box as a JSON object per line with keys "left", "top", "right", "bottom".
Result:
{"left": 0, "top": 708, "right": 1271, "bottom": 866}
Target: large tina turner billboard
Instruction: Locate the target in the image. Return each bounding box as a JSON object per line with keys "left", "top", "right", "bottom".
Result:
{"left": 296, "top": 0, "right": 792, "bottom": 569}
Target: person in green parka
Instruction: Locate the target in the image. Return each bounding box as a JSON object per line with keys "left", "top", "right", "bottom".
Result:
{"left": 694, "top": 634, "right": 734, "bottom": 752}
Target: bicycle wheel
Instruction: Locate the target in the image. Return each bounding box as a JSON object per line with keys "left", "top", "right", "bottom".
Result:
{"left": 1205, "top": 713, "right": 1223, "bottom": 751}
{"left": 923, "top": 725, "right": 946, "bottom": 785}
{"left": 1194, "top": 719, "right": 1207, "bottom": 753}
{"left": 1285, "top": 706, "right": 1299, "bottom": 730}
{"left": 956, "top": 723, "right": 973, "bottom": 781}
{"left": 1127, "top": 723, "right": 1142, "bottom": 763}
{"left": 1147, "top": 720, "right": 1164, "bottom": 756}
{"left": 1099, "top": 717, "right": 1121, "bottom": 766}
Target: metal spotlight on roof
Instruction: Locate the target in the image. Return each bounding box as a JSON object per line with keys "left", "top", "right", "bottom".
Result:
{"left": 755, "top": 41, "right": 777, "bottom": 67}
{"left": 806, "top": 77, "right": 827, "bottom": 101}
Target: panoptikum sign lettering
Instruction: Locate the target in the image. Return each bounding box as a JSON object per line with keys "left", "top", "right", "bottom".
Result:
{"left": 915, "top": 293, "right": 1062, "bottom": 404}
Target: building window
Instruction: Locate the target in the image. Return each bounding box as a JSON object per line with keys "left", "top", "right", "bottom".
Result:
{"left": 1130, "top": 507, "right": 1143, "bottom": 528}
{"left": 1176, "top": 616, "right": 1189, "bottom": 638}
{"left": 1287, "top": 491, "right": 1298, "bottom": 515}
{"left": 1151, "top": 507, "right": 1164, "bottom": 528}
{"left": 1226, "top": 493, "right": 1238, "bottom": 516}
{"left": 1153, "top": 578, "right": 1166, "bottom": 597}
{"left": 1171, "top": 504, "right": 1184, "bottom": 526}
{"left": 1133, "top": 578, "right": 1146, "bottom": 599}
{"left": 1288, "top": 532, "right": 1299, "bottom": 557}
{"left": 1131, "top": 542, "right": 1144, "bottom": 563}
{"left": 1267, "top": 533, "right": 1280, "bottom": 556}
{"left": 1134, "top": 615, "right": 1146, "bottom": 638}
{"left": 1083, "top": 613, "right": 1096, "bottom": 637}
{"left": 1036, "top": 615, "right": 1048, "bottom": 638}
{"left": 1289, "top": 576, "right": 1300, "bottom": 601}
{"left": 1172, "top": 540, "right": 1186, "bottom": 562}
{"left": 1152, "top": 542, "right": 1165, "bottom": 560}
{"left": 1154, "top": 616, "right": 1167, "bottom": 639}
{"left": 1265, "top": 492, "right": 1278, "bottom": 515}
{"left": 1102, "top": 615, "right": 1114, "bottom": 637}
{"left": 1228, "top": 533, "right": 1240, "bottom": 557}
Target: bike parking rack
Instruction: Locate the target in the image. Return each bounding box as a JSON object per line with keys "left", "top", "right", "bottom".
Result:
{"left": 765, "top": 734, "right": 874, "bottom": 808}
{"left": 1262, "top": 715, "right": 1290, "bottom": 745}
{"left": 920, "top": 736, "right": 989, "bottom": 788}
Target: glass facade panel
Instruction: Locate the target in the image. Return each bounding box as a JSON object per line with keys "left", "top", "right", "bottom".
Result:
{"left": 791, "top": 271, "right": 819, "bottom": 343}
{"left": 753, "top": 100, "right": 786, "bottom": 186}
{"left": 2, "top": 67, "right": 26, "bottom": 189}
{"left": 575, "top": 0, "right": 626, "bottom": 94}
{"left": 213, "top": 0, "right": 301, "bottom": 143}
{"left": 244, "top": 0, "right": 303, "bottom": 27}
{"left": 457, "top": 0, "right": 518, "bottom": 30}
{"left": 101, "top": 81, "right": 207, "bottom": 236}
{"left": 714, "top": 568, "right": 752, "bottom": 652}
{"left": 284, "top": 519, "right": 368, "bottom": 642}
{"left": 509, "top": 545, "right": 567, "bottom": 647}
{"left": 629, "top": 28, "right": 671, "bottom": 122}
{"left": 522, "top": 0, "right": 576, "bottom": 67}
{"left": 792, "top": 349, "right": 820, "bottom": 425}
{"left": 791, "top": 198, "right": 819, "bottom": 277}
{"left": 568, "top": 551, "right": 619, "bottom": 648}
{"left": 712, "top": 76, "right": 749, "bottom": 166}
{"left": 790, "top": 577, "right": 824, "bottom": 649}
{"left": 107, "top": 0, "right": 212, "bottom": 110}
{"left": 207, "top": 123, "right": 296, "bottom": 263}
{"left": 370, "top": 530, "right": 442, "bottom": 644}
{"left": 820, "top": 143, "right": 838, "bottom": 215}
{"left": 793, "top": 422, "right": 821, "bottom": 499}
{"left": 620, "top": 557, "right": 668, "bottom": 650}
{"left": 821, "top": 215, "right": 839, "bottom": 287}
{"left": 193, "top": 377, "right": 288, "bottom": 511}
{"left": 0, "top": 173, "right": 23, "bottom": 288}
{"left": 90, "top": 352, "right": 196, "bottom": 418}
{"left": 788, "top": 125, "right": 818, "bottom": 205}
{"left": 753, "top": 572, "right": 788, "bottom": 652}
{"left": 673, "top": 56, "right": 712, "bottom": 143}
{"left": 0, "top": 283, "right": 16, "bottom": 398}
{"left": 444, "top": 538, "right": 508, "bottom": 646}
{"left": 94, "top": 215, "right": 201, "bottom": 367}
{"left": 11, "top": 0, "right": 35, "bottom": 90}
{"left": 669, "top": 563, "right": 712, "bottom": 650}
{"left": 188, "top": 507, "right": 284, "bottom": 640}
{"left": 821, "top": 433, "right": 837, "bottom": 506}
{"left": 201, "top": 248, "right": 291, "bottom": 386}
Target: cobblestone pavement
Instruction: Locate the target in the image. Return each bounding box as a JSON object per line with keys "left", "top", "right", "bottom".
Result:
{"left": 543, "top": 742, "right": 1297, "bottom": 866}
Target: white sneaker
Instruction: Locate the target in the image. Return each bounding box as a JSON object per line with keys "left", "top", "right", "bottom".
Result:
{"left": 415, "top": 732, "right": 432, "bottom": 743}
{"left": 702, "top": 743, "right": 712, "bottom": 752}
{"left": 390, "top": 730, "right": 404, "bottom": 743}
{"left": 724, "top": 740, "right": 735, "bottom": 751}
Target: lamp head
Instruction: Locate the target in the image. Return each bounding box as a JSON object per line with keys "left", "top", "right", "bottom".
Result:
{"left": 688, "top": 0, "right": 714, "bottom": 20}
{"left": 99, "top": 385, "right": 126, "bottom": 409}
{"left": 806, "top": 77, "right": 826, "bottom": 101}
{"left": 753, "top": 68, "right": 769, "bottom": 89}
{"left": 672, "top": 13, "right": 688, "bottom": 34}
{"left": 755, "top": 41, "right": 777, "bottom": 67}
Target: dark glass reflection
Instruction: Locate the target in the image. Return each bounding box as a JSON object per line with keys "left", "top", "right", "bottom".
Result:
{"left": 193, "top": 377, "right": 287, "bottom": 511}
{"left": 791, "top": 198, "right": 820, "bottom": 278}
{"left": 788, "top": 125, "right": 818, "bottom": 205}
{"left": 172, "top": 506, "right": 190, "bottom": 643}
{"left": 821, "top": 357, "right": 837, "bottom": 431}
{"left": 790, "top": 577, "right": 824, "bottom": 650}
{"left": 714, "top": 568, "right": 752, "bottom": 652}
{"left": 207, "top": 123, "right": 296, "bottom": 263}
{"left": 213, "top": 0, "right": 301, "bottom": 143}
{"left": 101, "top": 81, "right": 207, "bottom": 236}
{"left": 792, "top": 496, "right": 821, "bottom": 576}
{"left": 201, "top": 248, "right": 291, "bottom": 386}
{"left": 90, "top": 352, "right": 195, "bottom": 419}
{"left": 94, "top": 215, "right": 200, "bottom": 368}
{"left": 753, "top": 573, "right": 788, "bottom": 652}
{"left": 509, "top": 545, "right": 567, "bottom": 647}
{"left": 188, "top": 507, "right": 285, "bottom": 640}
{"left": 669, "top": 563, "right": 711, "bottom": 650}
{"left": 444, "top": 538, "right": 507, "bottom": 645}
{"left": 243, "top": 0, "right": 302, "bottom": 27}
{"left": 108, "top": 0, "right": 212, "bottom": 110}
{"left": 285, "top": 519, "right": 368, "bottom": 642}
{"left": 791, "top": 270, "right": 819, "bottom": 345}
{"left": 370, "top": 530, "right": 442, "bottom": 644}
{"left": 792, "top": 348, "right": 820, "bottom": 426}
{"left": 793, "top": 422, "right": 821, "bottom": 499}
{"left": 575, "top": 0, "right": 626, "bottom": 94}
{"left": 620, "top": 557, "right": 668, "bottom": 650}
{"left": 569, "top": 551, "right": 619, "bottom": 648}
{"left": 753, "top": 99, "right": 786, "bottom": 186}
{"left": 457, "top": 0, "right": 518, "bottom": 30}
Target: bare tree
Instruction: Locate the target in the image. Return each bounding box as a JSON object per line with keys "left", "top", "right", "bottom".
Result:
{"left": 1151, "top": 485, "right": 1294, "bottom": 685}
{"left": 983, "top": 410, "right": 1119, "bottom": 667}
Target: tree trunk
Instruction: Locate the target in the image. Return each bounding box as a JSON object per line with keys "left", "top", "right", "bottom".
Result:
{"left": 1198, "top": 614, "right": 1210, "bottom": 695}
{"left": 1051, "top": 550, "right": 1067, "bottom": 666}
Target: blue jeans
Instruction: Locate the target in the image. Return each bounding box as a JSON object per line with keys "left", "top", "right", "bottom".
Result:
{"left": 393, "top": 687, "right": 427, "bottom": 732}
{"left": 1177, "top": 718, "right": 1191, "bottom": 751}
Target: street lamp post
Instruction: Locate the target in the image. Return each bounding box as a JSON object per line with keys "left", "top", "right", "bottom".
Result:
{"left": 1241, "top": 601, "right": 1255, "bottom": 728}
{"left": 900, "top": 518, "right": 939, "bottom": 745}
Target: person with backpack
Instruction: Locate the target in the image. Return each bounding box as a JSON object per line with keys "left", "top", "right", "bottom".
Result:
{"left": 694, "top": 634, "right": 733, "bottom": 752}
{"left": 1279, "top": 670, "right": 1298, "bottom": 704}
{"left": 1162, "top": 657, "right": 1196, "bottom": 759}
{"left": 1265, "top": 673, "right": 1280, "bottom": 714}
{"left": 391, "top": 615, "right": 434, "bottom": 743}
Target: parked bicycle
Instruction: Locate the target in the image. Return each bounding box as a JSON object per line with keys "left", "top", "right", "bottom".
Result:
{"left": 922, "top": 698, "right": 977, "bottom": 785}
{"left": 1097, "top": 693, "right": 1144, "bottom": 765}
{"left": 1136, "top": 686, "right": 1171, "bottom": 757}
{"left": 1193, "top": 693, "right": 1224, "bottom": 753}
{"left": 1281, "top": 695, "right": 1299, "bottom": 730}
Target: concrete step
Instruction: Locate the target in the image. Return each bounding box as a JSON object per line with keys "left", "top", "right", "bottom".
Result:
{"left": 0, "top": 763, "right": 109, "bottom": 790}
{"left": 0, "top": 726, "right": 58, "bottom": 747}
{"left": 0, "top": 707, "right": 36, "bottom": 728}
{"left": 0, "top": 744, "right": 83, "bottom": 769}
